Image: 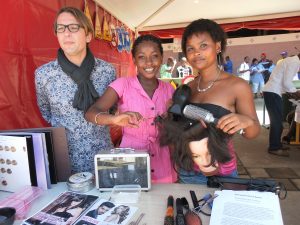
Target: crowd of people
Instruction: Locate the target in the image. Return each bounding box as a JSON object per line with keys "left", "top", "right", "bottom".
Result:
{"left": 34, "top": 6, "right": 299, "bottom": 188}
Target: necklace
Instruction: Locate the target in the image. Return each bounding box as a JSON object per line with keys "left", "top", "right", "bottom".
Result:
{"left": 197, "top": 69, "right": 221, "bottom": 92}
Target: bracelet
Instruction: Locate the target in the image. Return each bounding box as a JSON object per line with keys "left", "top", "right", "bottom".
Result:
{"left": 94, "top": 111, "right": 107, "bottom": 124}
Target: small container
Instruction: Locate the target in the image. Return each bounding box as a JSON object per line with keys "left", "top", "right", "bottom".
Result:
{"left": 67, "top": 172, "right": 94, "bottom": 193}
{"left": 110, "top": 185, "right": 141, "bottom": 204}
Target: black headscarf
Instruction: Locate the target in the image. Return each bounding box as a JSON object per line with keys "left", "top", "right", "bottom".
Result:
{"left": 57, "top": 47, "right": 99, "bottom": 112}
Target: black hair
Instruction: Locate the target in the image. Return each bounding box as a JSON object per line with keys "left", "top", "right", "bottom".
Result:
{"left": 131, "top": 34, "right": 163, "bottom": 57}
{"left": 252, "top": 58, "right": 258, "bottom": 66}
{"left": 181, "top": 19, "right": 227, "bottom": 63}
{"left": 100, "top": 201, "right": 115, "bottom": 209}
{"left": 48, "top": 194, "right": 87, "bottom": 213}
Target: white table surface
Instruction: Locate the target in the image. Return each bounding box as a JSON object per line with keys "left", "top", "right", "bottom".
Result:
{"left": 0, "top": 183, "right": 214, "bottom": 225}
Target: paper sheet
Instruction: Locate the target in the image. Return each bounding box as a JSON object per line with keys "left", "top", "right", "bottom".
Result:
{"left": 210, "top": 190, "right": 283, "bottom": 225}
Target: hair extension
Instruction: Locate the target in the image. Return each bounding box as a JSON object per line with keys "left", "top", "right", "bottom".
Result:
{"left": 160, "top": 116, "right": 231, "bottom": 171}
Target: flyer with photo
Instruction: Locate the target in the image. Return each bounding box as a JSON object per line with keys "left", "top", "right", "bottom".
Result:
{"left": 75, "top": 199, "right": 137, "bottom": 225}
{"left": 22, "top": 192, "right": 137, "bottom": 225}
{"left": 22, "top": 192, "right": 98, "bottom": 225}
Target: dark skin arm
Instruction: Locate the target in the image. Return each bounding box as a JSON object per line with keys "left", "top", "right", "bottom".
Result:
{"left": 217, "top": 79, "right": 260, "bottom": 139}
{"left": 85, "top": 87, "right": 143, "bottom": 128}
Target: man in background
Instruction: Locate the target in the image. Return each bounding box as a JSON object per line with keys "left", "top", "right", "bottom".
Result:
{"left": 176, "top": 57, "right": 192, "bottom": 78}
{"left": 259, "top": 53, "right": 272, "bottom": 83}
{"left": 237, "top": 56, "right": 251, "bottom": 83}
{"left": 277, "top": 51, "right": 288, "bottom": 65}
{"left": 224, "top": 56, "right": 233, "bottom": 74}
{"left": 263, "top": 53, "right": 300, "bottom": 157}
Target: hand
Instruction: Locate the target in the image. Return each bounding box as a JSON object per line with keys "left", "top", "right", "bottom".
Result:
{"left": 217, "top": 113, "right": 255, "bottom": 135}
{"left": 112, "top": 111, "right": 143, "bottom": 128}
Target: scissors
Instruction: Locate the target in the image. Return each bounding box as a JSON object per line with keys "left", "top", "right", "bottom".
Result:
{"left": 192, "top": 193, "right": 218, "bottom": 216}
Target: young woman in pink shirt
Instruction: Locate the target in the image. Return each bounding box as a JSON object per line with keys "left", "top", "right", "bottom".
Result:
{"left": 85, "top": 34, "right": 176, "bottom": 183}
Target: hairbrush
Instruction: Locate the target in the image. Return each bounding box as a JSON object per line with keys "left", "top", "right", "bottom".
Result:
{"left": 164, "top": 195, "right": 174, "bottom": 225}
{"left": 183, "top": 104, "right": 218, "bottom": 124}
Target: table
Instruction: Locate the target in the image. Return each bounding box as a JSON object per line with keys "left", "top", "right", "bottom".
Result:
{"left": 289, "top": 123, "right": 300, "bottom": 145}
{"left": 287, "top": 99, "right": 300, "bottom": 145}
{"left": 288, "top": 81, "right": 300, "bottom": 144}
{"left": 0, "top": 183, "right": 214, "bottom": 225}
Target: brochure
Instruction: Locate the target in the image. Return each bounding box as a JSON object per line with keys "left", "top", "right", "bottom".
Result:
{"left": 75, "top": 199, "right": 137, "bottom": 225}
{"left": 210, "top": 190, "right": 284, "bottom": 225}
{"left": 22, "top": 192, "right": 98, "bottom": 225}
{"left": 22, "top": 192, "right": 137, "bottom": 225}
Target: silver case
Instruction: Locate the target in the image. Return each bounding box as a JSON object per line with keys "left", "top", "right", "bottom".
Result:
{"left": 94, "top": 149, "right": 151, "bottom": 191}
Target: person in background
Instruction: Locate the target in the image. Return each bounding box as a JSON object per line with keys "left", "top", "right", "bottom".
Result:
{"left": 263, "top": 53, "right": 300, "bottom": 157}
{"left": 268, "top": 60, "right": 276, "bottom": 74}
{"left": 259, "top": 52, "right": 272, "bottom": 83}
{"left": 85, "top": 34, "right": 177, "bottom": 183}
{"left": 86, "top": 201, "right": 115, "bottom": 219}
{"left": 237, "top": 56, "right": 251, "bottom": 83}
{"left": 176, "top": 18, "right": 260, "bottom": 184}
{"left": 35, "top": 7, "right": 116, "bottom": 173}
{"left": 277, "top": 51, "right": 288, "bottom": 65}
{"left": 250, "top": 58, "right": 265, "bottom": 98}
{"left": 223, "top": 56, "right": 233, "bottom": 74}
{"left": 176, "top": 57, "right": 193, "bottom": 78}
{"left": 160, "top": 57, "right": 175, "bottom": 78}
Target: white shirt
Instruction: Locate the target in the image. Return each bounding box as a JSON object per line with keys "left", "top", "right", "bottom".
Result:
{"left": 238, "top": 62, "right": 250, "bottom": 81}
{"left": 263, "top": 55, "right": 300, "bottom": 96}
{"left": 177, "top": 65, "right": 192, "bottom": 78}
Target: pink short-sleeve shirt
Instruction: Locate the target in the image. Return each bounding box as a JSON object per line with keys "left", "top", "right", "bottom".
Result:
{"left": 109, "top": 76, "right": 177, "bottom": 183}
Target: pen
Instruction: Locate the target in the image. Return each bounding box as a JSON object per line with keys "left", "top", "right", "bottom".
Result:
{"left": 164, "top": 195, "right": 174, "bottom": 225}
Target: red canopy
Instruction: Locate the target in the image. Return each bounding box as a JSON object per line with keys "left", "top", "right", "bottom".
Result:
{"left": 140, "top": 16, "right": 300, "bottom": 39}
